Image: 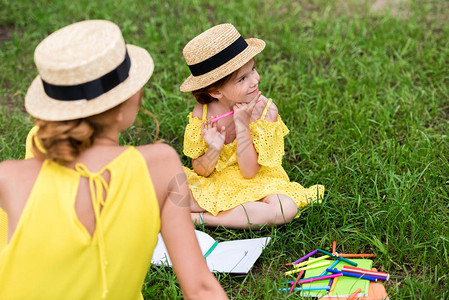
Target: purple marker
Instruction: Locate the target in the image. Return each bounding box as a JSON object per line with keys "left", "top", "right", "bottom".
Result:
{"left": 328, "top": 278, "right": 334, "bottom": 289}
{"left": 292, "top": 249, "right": 318, "bottom": 265}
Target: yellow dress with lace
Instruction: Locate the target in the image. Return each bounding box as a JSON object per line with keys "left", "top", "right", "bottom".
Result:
{"left": 183, "top": 99, "right": 324, "bottom": 216}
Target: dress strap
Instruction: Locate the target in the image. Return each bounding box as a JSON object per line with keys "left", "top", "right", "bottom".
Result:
{"left": 260, "top": 98, "right": 273, "bottom": 120}
{"left": 202, "top": 104, "right": 207, "bottom": 121}
{"left": 75, "top": 163, "right": 110, "bottom": 298}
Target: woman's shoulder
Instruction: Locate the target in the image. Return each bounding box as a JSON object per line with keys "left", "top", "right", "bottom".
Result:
{"left": 0, "top": 159, "right": 42, "bottom": 205}
{"left": 135, "top": 143, "right": 185, "bottom": 209}
{"left": 0, "top": 159, "right": 42, "bottom": 178}
{"left": 136, "top": 143, "right": 181, "bottom": 166}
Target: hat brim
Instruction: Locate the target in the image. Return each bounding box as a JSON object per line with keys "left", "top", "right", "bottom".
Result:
{"left": 25, "top": 44, "right": 154, "bottom": 121}
{"left": 180, "top": 38, "right": 265, "bottom": 92}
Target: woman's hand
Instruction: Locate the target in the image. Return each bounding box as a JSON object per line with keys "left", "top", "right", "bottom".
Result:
{"left": 201, "top": 118, "right": 226, "bottom": 151}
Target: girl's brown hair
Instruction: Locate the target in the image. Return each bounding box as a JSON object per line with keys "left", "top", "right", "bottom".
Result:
{"left": 191, "top": 72, "right": 234, "bottom": 104}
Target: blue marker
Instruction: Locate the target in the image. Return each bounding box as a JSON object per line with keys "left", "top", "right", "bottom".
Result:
{"left": 320, "top": 259, "right": 340, "bottom": 276}
{"left": 279, "top": 286, "right": 331, "bottom": 292}
{"left": 326, "top": 268, "right": 378, "bottom": 282}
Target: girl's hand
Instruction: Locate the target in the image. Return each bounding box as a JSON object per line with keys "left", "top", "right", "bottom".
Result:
{"left": 201, "top": 118, "right": 226, "bottom": 151}
{"left": 233, "top": 92, "right": 261, "bottom": 126}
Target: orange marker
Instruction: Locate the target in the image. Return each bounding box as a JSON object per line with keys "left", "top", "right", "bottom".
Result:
{"left": 348, "top": 288, "right": 361, "bottom": 300}
{"left": 332, "top": 241, "right": 336, "bottom": 255}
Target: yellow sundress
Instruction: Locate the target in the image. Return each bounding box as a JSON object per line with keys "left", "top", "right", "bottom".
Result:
{"left": 183, "top": 99, "right": 325, "bottom": 216}
{"left": 0, "top": 147, "right": 160, "bottom": 299}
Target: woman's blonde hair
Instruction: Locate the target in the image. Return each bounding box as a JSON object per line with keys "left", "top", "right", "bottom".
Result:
{"left": 31, "top": 101, "right": 123, "bottom": 165}
{"left": 32, "top": 118, "right": 96, "bottom": 165}
{"left": 32, "top": 102, "right": 161, "bottom": 165}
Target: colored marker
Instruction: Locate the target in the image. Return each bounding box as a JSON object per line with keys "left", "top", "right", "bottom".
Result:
{"left": 326, "top": 268, "right": 378, "bottom": 282}
{"left": 285, "top": 261, "right": 331, "bottom": 275}
{"left": 203, "top": 241, "right": 218, "bottom": 258}
{"left": 294, "top": 255, "right": 330, "bottom": 268}
{"left": 348, "top": 288, "right": 362, "bottom": 300}
{"left": 291, "top": 273, "right": 342, "bottom": 285}
{"left": 332, "top": 241, "right": 336, "bottom": 255}
{"left": 329, "top": 277, "right": 338, "bottom": 295}
{"left": 342, "top": 266, "right": 390, "bottom": 280}
{"left": 210, "top": 99, "right": 262, "bottom": 122}
{"left": 319, "top": 259, "right": 340, "bottom": 276}
{"left": 317, "top": 249, "right": 358, "bottom": 266}
{"left": 289, "top": 270, "right": 304, "bottom": 294}
{"left": 279, "top": 286, "right": 330, "bottom": 292}
{"left": 338, "top": 253, "right": 377, "bottom": 258}
{"left": 292, "top": 249, "right": 318, "bottom": 265}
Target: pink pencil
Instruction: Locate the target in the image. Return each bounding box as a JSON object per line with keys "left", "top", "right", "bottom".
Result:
{"left": 210, "top": 99, "right": 262, "bottom": 122}
{"left": 291, "top": 273, "right": 342, "bottom": 285}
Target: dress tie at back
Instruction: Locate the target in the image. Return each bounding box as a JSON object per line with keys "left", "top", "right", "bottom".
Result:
{"left": 75, "top": 163, "right": 110, "bottom": 298}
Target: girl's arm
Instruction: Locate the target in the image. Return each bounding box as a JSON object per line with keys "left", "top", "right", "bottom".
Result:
{"left": 142, "top": 144, "right": 227, "bottom": 299}
{"left": 233, "top": 93, "right": 261, "bottom": 179}
{"left": 234, "top": 120, "right": 260, "bottom": 178}
{"left": 192, "top": 147, "right": 221, "bottom": 177}
{"left": 192, "top": 118, "right": 226, "bottom": 177}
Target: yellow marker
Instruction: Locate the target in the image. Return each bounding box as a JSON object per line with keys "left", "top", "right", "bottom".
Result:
{"left": 294, "top": 255, "right": 330, "bottom": 268}
{"left": 285, "top": 261, "right": 331, "bottom": 275}
{"left": 329, "top": 276, "right": 338, "bottom": 295}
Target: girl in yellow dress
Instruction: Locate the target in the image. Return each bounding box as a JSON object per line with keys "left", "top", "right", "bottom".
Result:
{"left": 180, "top": 24, "right": 325, "bottom": 229}
{"left": 0, "top": 20, "right": 227, "bottom": 299}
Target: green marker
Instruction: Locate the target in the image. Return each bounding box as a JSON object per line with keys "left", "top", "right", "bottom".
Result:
{"left": 317, "top": 249, "right": 358, "bottom": 266}
{"left": 203, "top": 241, "right": 219, "bottom": 258}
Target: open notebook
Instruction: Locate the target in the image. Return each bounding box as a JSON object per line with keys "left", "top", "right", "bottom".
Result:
{"left": 151, "top": 230, "right": 270, "bottom": 274}
{"left": 300, "top": 258, "right": 373, "bottom": 298}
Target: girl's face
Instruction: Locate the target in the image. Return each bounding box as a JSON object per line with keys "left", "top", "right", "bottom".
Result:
{"left": 211, "top": 59, "right": 260, "bottom": 104}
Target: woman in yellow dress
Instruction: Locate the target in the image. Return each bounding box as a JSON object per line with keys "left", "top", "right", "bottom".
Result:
{"left": 0, "top": 20, "right": 227, "bottom": 299}
{"left": 180, "top": 24, "right": 325, "bottom": 229}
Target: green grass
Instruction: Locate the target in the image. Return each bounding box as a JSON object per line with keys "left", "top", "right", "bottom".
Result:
{"left": 1, "top": 0, "right": 449, "bottom": 298}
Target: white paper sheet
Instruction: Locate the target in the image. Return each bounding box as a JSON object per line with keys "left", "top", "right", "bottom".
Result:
{"left": 151, "top": 230, "right": 271, "bottom": 274}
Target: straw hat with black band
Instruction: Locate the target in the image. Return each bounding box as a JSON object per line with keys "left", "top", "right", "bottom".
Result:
{"left": 25, "top": 19, "right": 154, "bottom": 121}
{"left": 180, "top": 23, "right": 265, "bottom": 92}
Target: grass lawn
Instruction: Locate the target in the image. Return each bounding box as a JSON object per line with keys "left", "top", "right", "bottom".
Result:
{"left": 1, "top": 0, "right": 448, "bottom": 298}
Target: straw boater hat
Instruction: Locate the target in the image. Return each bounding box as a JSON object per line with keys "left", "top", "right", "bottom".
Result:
{"left": 25, "top": 20, "right": 154, "bottom": 121}
{"left": 180, "top": 23, "right": 265, "bottom": 92}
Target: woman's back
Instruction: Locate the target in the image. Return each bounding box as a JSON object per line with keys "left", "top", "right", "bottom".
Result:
{"left": 0, "top": 146, "right": 160, "bottom": 299}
